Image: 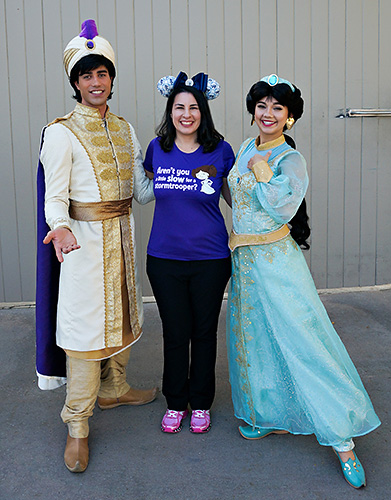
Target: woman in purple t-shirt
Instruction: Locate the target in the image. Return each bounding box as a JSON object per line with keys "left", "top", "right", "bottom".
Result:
{"left": 144, "top": 72, "right": 234, "bottom": 434}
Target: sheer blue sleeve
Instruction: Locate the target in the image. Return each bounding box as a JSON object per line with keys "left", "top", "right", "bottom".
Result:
{"left": 255, "top": 151, "right": 308, "bottom": 224}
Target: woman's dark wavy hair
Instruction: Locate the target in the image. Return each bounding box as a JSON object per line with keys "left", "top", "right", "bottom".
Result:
{"left": 156, "top": 86, "right": 223, "bottom": 153}
{"left": 246, "top": 79, "right": 310, "bottom": 248}
{"left": 246, "top": 81, "right": 304, "bottom": 125}
{"left": 70, "top": 54, "right": 116, "bottom": 102}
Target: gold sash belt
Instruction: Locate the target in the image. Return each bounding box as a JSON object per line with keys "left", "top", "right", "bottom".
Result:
{"left": 229, "top": 224, "right": 290, "bottom": 251}
{"left": 69, "top": 197, "right": 133, "bottom": 221}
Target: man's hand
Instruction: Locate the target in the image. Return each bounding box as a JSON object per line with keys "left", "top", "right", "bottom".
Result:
{"left": 43, "top": 227, "right": 81, "bottom": 263}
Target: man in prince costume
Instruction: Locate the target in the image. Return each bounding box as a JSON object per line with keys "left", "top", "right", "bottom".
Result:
{"left": 226, "top": 74, "right": 380, "bottom": 488}
{"left": 36, "top": 20, "right": 156, "bottom": 472}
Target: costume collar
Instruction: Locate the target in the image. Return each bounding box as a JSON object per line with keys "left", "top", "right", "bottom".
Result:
{"left": 74, "top": 102, "right": 110, "bottom": 118}
{"left": 255, "top": 135, "right": 285, "bottom": 151}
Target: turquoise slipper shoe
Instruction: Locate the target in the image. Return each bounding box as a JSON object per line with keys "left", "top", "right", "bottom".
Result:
{"left": 238, "top": 425, "right": 288, "bottom": 440}
{"left": 335, "top": 450, "right": 366, "bottom": 489}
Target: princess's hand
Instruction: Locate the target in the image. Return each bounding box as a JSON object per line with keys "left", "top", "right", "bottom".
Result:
{"left": 247, "top": 151, "right": 272, "bottom": 170}
{"left": 247, "top": 152, "right": 273, "bottom": 183}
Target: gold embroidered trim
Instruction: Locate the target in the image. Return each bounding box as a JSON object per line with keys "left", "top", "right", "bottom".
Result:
{"left": 112, "top": 136, "right": 126, "bottom": 146}
{"left": 108, "top": 121, "right": 120, "bottom": 132}
{"left": 103, "top": 217, "right": 123, "bottom": 346}
{"left": 231, "top": 249, "right": 256, "bottom": 424}
{"left": 117, "top": 152, "right": 131, "bottom": 163}
{"left": 120, "top": 121, "right": 141, "bottom": 341}
{"left": 255, "top": 135, "right": 285, "bottom": 151}
{"left": 99, "top": 167, "right": 117, "bottom": 180}
{"left": 85, "top": 121, "right": 104, "bottom": 132}
{"left": 97, "top": 151, "right": 116, "bottom": 164}
{"left": 254, "top": 236, "right": 298, "bottom": 264}
{"left": 63, "top": 48, "right": 79, "bottom": 74}
{"left": 119, "top": 169, "right": 132, "bottom": 180}
{"left": 91, "top": 136, "right": 110, "bottom": 147}
{"left": 57, "top": 104, "right": 141, "bottom": 347}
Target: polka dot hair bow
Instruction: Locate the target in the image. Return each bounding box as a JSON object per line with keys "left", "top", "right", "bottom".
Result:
{"left": 157, "top": 71, "right": 220, "bottom": 100}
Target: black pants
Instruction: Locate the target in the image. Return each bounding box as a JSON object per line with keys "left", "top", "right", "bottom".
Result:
{"left": 147, "top": 255, "right": 231, "bottom": 410}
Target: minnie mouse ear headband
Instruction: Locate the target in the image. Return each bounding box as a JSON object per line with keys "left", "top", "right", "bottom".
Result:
{"left": 63, "top": 19, "right": 115, "bottom": 77}
{"left": 260, "top": 74, "right": 295, "bottom": 92}
{"left": 157, "top": 71, "right": 220, "bottom": 100}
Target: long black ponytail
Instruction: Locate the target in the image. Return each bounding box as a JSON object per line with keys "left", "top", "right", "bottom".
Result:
{"left": 284, "top": 134, "right": 311, "bottom": 250}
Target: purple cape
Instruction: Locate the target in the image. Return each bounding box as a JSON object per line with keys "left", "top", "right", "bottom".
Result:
{"left": 35, "top": 129, "right": 66, "bottom": 379}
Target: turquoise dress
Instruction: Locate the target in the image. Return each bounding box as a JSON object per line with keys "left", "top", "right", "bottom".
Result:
{"left": 227, "top": 135, "right": 380, "bottom": 449}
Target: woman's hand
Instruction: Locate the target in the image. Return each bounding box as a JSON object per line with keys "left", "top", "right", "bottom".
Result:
{"left": 43, "top": 227, "right": 80, "bottom": 263}
{"left": 247, "top": 151, "right": 272, "bottom": 170}
{"left": 145, "top": 169, "right": 154, "bottom": 180}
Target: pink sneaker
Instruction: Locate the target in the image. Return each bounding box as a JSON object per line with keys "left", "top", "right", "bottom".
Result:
{"left": 190, "top": 409, "right": 211, "bottom": 433}
{"left": 161, "top": 409, "right": 189, "bottom": 433}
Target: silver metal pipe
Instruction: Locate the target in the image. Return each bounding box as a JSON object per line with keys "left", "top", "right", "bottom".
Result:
{"left": 336, "top": 108, "right": 391, "bottom": 118}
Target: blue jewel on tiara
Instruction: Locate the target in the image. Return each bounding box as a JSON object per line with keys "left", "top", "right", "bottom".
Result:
{"left": 261, "top": 74, "right": 295, "bottom": 92}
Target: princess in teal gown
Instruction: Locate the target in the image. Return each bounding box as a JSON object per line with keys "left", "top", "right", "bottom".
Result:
{"left": 226, "top": 74, "right": 380, "bottom": 489}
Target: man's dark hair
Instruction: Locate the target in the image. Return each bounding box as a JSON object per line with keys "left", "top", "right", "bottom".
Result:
{"left": 69, "top": 54, "right": 116, "bottom": 102}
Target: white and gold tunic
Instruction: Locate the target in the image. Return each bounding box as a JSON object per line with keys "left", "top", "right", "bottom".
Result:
{"left": 40, "top": 103, "right": 153, "bottom": 359}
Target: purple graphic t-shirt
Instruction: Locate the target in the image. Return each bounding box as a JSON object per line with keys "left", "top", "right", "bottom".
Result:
{"left": 144, "top": 137, "right": 235, "bottom": 260}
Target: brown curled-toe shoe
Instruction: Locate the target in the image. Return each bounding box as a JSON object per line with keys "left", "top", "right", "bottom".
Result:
{"left": 64, "top": 434, "right": 89, "bottom": 473}
{"left": 97, "top": 386, "right": 158, "bottom": 410}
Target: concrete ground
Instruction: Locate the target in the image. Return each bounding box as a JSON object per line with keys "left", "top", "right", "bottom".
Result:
{"left": 0, "top": 288, "right": 390, "bottom": 500}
